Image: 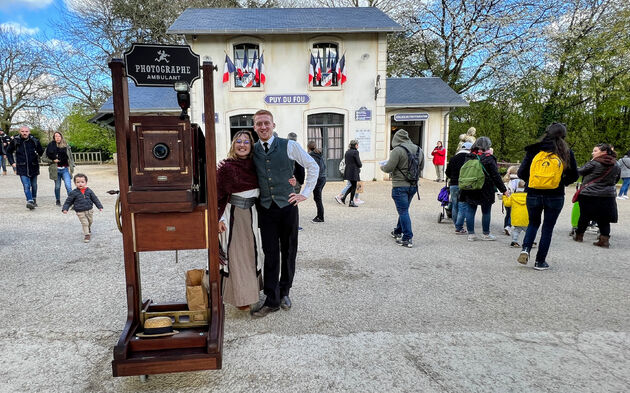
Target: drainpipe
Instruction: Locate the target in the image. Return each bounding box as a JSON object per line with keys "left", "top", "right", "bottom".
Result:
{"left": 442, "top": 108, "right": 452, "bottom": 180}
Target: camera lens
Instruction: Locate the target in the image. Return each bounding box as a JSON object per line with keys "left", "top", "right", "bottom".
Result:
{"left": 152, "top": 143, "right": 170, "bottom": 160}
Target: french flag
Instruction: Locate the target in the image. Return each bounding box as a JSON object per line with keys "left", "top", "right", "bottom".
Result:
{"left": 223, "top": 55, "right": 236, "bottom": 83}
{"left": 339, "top": 54, "right": 347, "bottom": 85}
{"left": 334, "top": 53, "right": 341, "bottom": 83}
{"left": 315, "top": 52, "right": 322, "bottom": 82}
{"left": 252, "top": 52, "right": 259, "bottom": 84}
{"left": 235, "top": 54, "right": 244, "bottom": 78}
{"left": 308, "top": 54, "right": 316, "bottom": 84}
{"left": 243, "top": 51, "right": 249, "bottom": 74}
{"left": 259, "top": 54, "right": 266, "bottom": 85}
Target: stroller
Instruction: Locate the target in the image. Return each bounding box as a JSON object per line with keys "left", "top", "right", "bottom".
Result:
{"left": 437, "top": 180, "right": 452, "bottom": 223}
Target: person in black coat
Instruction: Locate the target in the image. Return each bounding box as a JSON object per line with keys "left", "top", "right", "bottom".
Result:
{"left": 6, "top": 126, "right": 44, "bottom": 209}
{"left": 0, "top": 128, "right": 11, "bottom": 175}
{"left": 445, "top": 141, "right": 472, "bottom": 233}
{"left": 573, "top": 143, "right": 620, "bottom": 248}
{"left": 308, "top": 140, "right": 327, "bottom": 222}
{"left": 341, "top": 140, "right": 362, "bottom": 207}
{"left": 459, "top": 137, "right": 509, "bottom": 240}
{"left": 516, "top": 122, "right": 579, "bottom": 270}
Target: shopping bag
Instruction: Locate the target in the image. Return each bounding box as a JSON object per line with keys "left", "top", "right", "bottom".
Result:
{"left": 185, "top": 269, "right": 208, "bottom": 314}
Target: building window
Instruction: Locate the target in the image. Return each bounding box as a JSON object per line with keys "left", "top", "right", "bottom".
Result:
{"left": 229, "top": 114, "right": 258, "bottom": 142}
{"left": 233, "top": 43, "right": 261, "bottom": 88}
{"left": 307, "top": 113, "right": 344, "bottom": 180}
{"left": 312, "top": 43, "right": 339, "bottom": 87}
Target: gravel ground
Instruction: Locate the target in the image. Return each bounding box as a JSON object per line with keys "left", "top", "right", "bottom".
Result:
{"left": 1, "top": 165, "right": 629, "bottom": 392}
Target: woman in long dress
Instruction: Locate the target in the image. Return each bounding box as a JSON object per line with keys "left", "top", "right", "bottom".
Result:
{"left": 217, "top": 131, "right": 264, "bottom": 310}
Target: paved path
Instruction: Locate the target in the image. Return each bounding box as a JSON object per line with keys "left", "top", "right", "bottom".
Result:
{"left": 1, "top": 165, "right": 629, "bottom": 392}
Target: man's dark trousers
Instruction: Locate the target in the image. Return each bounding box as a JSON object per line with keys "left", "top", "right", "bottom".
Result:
{"left": 257, "top": 201, "right": 298, "bottom": 308}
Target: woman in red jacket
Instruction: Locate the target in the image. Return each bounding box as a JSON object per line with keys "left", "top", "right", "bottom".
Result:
{"left": 431, "top": 141, "right": 446, "bottom": 181}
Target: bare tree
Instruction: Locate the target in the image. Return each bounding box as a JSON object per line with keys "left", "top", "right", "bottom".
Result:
{"left": 389, "top": 0, "right": 554, "bottom": 94}
{"left": 0, "top": 28, "right": 57, "bottom": 132}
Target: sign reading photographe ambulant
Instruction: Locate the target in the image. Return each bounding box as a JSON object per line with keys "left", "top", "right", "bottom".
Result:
{"left": 124, "top": 44, "right": 200, "bottom": 87}
{"left": 264, "top": 95, "right": 310, "bottom": 105}
{"left": 393, "top": 113, "right": 429, "bottom": 122}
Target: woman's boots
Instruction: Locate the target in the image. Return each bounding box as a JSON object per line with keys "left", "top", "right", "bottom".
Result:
{"left": 593, "top": 235, "right": 610, "bottom": 248}
{"left": 573, "top": 232, "right": 584, "bottom": 242}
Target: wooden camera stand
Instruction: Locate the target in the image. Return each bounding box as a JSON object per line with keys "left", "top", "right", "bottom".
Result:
{"left": 109, "top": 59, "right": 223, "bottom": 377}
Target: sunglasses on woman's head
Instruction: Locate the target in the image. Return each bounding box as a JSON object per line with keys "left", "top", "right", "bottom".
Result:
{"left": 235, "top": 139, "right": 250, "bottom": 145}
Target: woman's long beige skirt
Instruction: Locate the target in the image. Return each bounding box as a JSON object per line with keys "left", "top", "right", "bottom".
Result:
{"left": 222, "top": 207, "right": 261, "bottom": 307}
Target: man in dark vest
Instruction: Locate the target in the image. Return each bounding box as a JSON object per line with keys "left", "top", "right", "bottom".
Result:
{"left": 250, "top": 109, "right": 319, "bottom": 318}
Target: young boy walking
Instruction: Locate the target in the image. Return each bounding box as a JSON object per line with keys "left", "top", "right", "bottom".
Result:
{"left": 502, "top": 180, "right": 528, "bottom": 247}
{"left": 62, "top": 173, "right": 103, "bottom": 243}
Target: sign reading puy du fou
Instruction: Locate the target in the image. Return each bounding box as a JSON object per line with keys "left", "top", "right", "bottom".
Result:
{"left": 124, "top": 44, "right": 200, "bottom": 87}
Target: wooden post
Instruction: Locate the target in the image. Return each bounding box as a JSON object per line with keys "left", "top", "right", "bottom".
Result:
{"left": 202, "top": 61, "right": 223, "bottom": 356}
{"left": 108, "top": 59, "right": 141, "bottom": 359}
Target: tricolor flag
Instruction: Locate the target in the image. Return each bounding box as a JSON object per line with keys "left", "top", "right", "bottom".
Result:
{"left": 334, "top": 53, "right": 341, "bottom": 81}
{"left": 241, "top": 73, "right": 254, "bottom": 88}
{"left": 223, "top": 55, "right": 236, "bottom": 83}
{"left": 308, "top": 54, "right": 316, "bottom": 84}
{"left": 326, "top": 52, "right": 332, "bottom": 73}
{"left": 339, "top": 54, "right": 347, "bottom": 85}
{"left": 322, "top": 51, "right": 333, "bottom": 86}
{"left": 259, "top": 54, "right": 266, "bottom": 85}
{"left": 235, "top": 54, "right": 244, "bottom": 78}
{"left": 315, "top": 52, "right": 322, "bottom": 83}
{"left": 252, "top": 52, "right": 259, "bottom": 84}
{"left": 243, "top": 51, "right": 249, "bottom": 73}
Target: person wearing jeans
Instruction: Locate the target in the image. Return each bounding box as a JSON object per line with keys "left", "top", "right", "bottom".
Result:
{"left": 617, "top": 150, "right": 630, "bottom": 199}
{"left": 380, "top": 129, "right": 424, "bottom": 248}
{"left": 517, "top": 122, "right": 578, "bottom": 270}
{"left": 45, "top": 131, "right": 75, "bottom": 206}
{"left": 6, "top": 126, "right": 44, "bottom": 209}
{"left": 464, "top": 202, "right": 492, "bottom": 235}
{"left": 445, "top": 141, "right": 472, "bottom": 233}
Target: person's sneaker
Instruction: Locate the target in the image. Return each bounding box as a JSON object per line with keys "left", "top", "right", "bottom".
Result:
{"left": 467, "top": 234, "right": 478, "bottom": 241}
{"left": 396, "top": 238, "right": 413, "bottom": 248}
{"left": 617, "top": 196, "right": 624, "bottom": 200}
{"left": 84, "top": 234, "right": 91, "bottom": 243}
{"left": 510, "top": 242, "right": 521, "bottom": 248}
{"left": 354, "top": 198, "right": 365, "bottom": 205}
{"left": 390, "top": 231, "right": 402, "bottom": 239}
{"left": 32, "top": 199, "right": 38, "bottom": 207}
{"left": 56, "top": 200, "right": 61, "bottom": 206}
{"left": 480, "top": 234, "right": 496, "bottom": 241}
{"left": 311, "top": 217, "right": 324, "bottom": 223}
{"left": 533, "top": 261, "right": 550, "bottom": 270}
{"left": 517, "top": 250, "right": 529, "bottom": 264}
{"left": 334, "top": 195, "right": 344, "bottom": 205}
{"left": 455, "top": 228, "right": 467, "bottom": 235}
{"left": 348, "top": 201, "right": 358, "bottom": 207}
{"left": 504, "top": 226, "right": 511, "bottom": 235}
{"left": 623, "top": 195, "right": 629, "bottom": 200}
{"left": 298, "top": 226, "right": 303, "bottom": 231}
{"left": 26, "top": 200, "right": 35, "bottom": 210}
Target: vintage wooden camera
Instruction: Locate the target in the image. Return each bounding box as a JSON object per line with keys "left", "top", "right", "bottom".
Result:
{"left": 109, "top": 56, "right": 222, "bottom": 379}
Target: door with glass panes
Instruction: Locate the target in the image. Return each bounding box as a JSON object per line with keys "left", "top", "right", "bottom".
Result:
{"left": 307, "top": 113, "right": 344, "bottom": 180}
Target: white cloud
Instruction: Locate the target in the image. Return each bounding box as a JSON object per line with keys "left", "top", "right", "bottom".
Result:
{"left": 0, "top": 0, "right": 53, "bottom": 9}
{"left": 0, "top": 21, "right": 39, "bottom": 35}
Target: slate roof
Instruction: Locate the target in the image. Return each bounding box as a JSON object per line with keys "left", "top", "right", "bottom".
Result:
{"left": 90, "top": 84, "right": 179, "bottom": 127}
{"left": 168, "top": 8, "right": 403, "bottom": 35}
{"left": 98, "top": 84, "right": 179, "bottom": 113}
{"left": 386, "top": 77, "right": 468, "bottom": 108}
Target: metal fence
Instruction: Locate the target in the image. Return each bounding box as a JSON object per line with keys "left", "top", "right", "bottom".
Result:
{"left": 72, "top": 152, "right": 102, "bottom": 164}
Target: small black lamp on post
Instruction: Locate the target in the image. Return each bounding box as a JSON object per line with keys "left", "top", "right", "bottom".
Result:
{"left": 174, "top": 81, "right": 190, "bottom": 120}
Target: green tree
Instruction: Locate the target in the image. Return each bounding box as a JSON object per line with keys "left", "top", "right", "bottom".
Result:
{"left": 61, "top": 106, "right": 116, "bottom": 159}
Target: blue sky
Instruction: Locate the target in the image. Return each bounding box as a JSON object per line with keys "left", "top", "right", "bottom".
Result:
{"left": 0, "top": 0, "right": 67, "bottom": 39}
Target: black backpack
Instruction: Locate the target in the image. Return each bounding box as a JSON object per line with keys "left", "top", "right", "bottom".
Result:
{"left": 396, "top": 145, "right": 422, "bottom": 185}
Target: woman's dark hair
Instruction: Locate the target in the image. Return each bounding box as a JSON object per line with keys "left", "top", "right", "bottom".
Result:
{"left": 349, "top": 140, "right": 358, "bottom": 149}
{"left": 307, "top": 140, "right": 321, "bottom": 154}
{"left": 625, "top": 150, "right": 630, "bottom": 157}
{"left": 541, "top": 122, "right": 571, "bottom": 169}
{"left": 596, "top": 143, "right": 616, "bottom": 158}
{"left": 471, "top": 136, "right": 491, "bottom": 152}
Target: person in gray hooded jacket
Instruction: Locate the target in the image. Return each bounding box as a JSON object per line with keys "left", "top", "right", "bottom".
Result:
{"left": 380, "top": 129, "right": 424, "bottom": 248}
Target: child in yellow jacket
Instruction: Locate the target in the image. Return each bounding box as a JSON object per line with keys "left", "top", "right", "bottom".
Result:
{"left": 502, "top": 180, "right": 528, "bottom": 247}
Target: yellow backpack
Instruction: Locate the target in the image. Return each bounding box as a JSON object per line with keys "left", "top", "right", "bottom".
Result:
{"left": 529, "top": 151, "right": 563, "bottom": 189}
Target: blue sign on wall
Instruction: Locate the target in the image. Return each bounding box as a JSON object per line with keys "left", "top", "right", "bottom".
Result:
{"left": 264, "top": 95, "right": 310, "bottom": 105}
{"left": 393, "top": 113, "right": 429, "bottom": 122}
{"left": 355, "top": 107, "right": 372, "bottom": 121}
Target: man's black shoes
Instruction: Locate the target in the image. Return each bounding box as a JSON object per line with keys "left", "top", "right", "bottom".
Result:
{"left": 280, "top": 295, "right": 292, "bottom": 310}
{"left": 251, "top": 305, "right": 280, "bottom": 318}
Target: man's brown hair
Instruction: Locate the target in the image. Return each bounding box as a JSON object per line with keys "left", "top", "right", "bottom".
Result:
{"left": 254, "top": 109, "right": 274, "bottom": 120}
